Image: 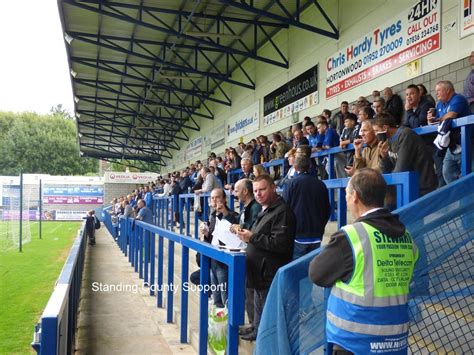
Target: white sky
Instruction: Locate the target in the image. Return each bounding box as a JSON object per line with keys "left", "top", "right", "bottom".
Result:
{"left": 0, "top": 1, "right": 73, "bottom": 115}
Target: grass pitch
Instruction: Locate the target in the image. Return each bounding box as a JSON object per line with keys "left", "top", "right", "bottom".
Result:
{"left": 0, "top": 221, "right": 81, "bottom": 354}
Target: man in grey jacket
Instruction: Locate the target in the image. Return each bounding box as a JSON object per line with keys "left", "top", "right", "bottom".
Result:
{"left": 373, "top": 112, "right": 437, "bottom": 196}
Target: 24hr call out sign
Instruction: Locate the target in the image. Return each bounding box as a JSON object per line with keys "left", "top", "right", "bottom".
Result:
{"left": 325, "top": 0, "right": 440, "bottom": 99}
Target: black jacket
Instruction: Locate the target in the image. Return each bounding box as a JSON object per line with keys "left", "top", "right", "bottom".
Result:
{"left": 240, "top": 198, "right": 262, "bottom": 230}
{"left": 403, "top": 97, "right": 431, "bottom": 128}
{"left": 380, "top": 127, "right": 437, "bottom": 195}
{"left": 196, "top": 209, "right": 239, "bottom": 265}
{"left": 385, "top": 94, "right": 404, "bottom": 125}
{"left": 309, "top": 209, "right": 406, "bottom": 287}
{"left": 282, "top": 172, "right": 330, "bottom": 239}
{"left": 246, "top": 198, "right": 296, "bottom": 290}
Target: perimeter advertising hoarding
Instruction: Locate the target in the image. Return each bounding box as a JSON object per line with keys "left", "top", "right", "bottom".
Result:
{"left": 42, "top": 186, "right": 103, "bottom": 196}
{"left": 263, "top": 65, "right": 319, "bottom": 127}
{"left": 325, "top": 0, "right": 441, "bottom": 98}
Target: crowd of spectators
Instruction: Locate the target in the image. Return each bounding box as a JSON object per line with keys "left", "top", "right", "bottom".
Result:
{"left": 107, "top": 56, "right": 473, "bottom": 342}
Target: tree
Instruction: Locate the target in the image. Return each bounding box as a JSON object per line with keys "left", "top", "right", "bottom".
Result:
{"left": 0, "top": 111, "right": 98, "bottom": 175}
{"left": 50, "top": 104, "right": 73, "bottom": 120}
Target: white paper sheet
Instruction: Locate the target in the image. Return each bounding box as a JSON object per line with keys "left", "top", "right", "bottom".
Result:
{"left": 213, "top": 218, "right": 245, "bottom": 249}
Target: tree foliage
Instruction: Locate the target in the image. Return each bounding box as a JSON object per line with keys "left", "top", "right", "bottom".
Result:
{"left": 0, "top": 111, "right": 98, "bottom": 175}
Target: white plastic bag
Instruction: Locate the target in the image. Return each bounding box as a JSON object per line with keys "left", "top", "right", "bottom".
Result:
{"left": 194, "top": 195, "right": 202, "bottom": 213}
{"left": 208, "top": 306, "right": 228, "bottom": 354}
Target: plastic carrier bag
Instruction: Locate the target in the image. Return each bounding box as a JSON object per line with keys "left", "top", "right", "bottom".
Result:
{"left": 208, "top": 306, "right": 228, "bottom": 354}
{"left": 194, "top": 196, "right": 202, "bottom": 213}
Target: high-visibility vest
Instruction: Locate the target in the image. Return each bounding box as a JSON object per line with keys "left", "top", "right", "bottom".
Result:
{"left": 326, "top": 222, "right": 418, "bottom": 354}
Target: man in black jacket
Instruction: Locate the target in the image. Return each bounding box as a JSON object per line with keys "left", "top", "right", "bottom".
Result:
{"left": 282, "top": 156, "right": 330, "bottom": 259}
{"left": 230, "top": 178, "right": 262, "bottom": 335}
{"left": 383, "top": 87, "right": 404, "bottom": 125}
{"left": 374, "top": 112, "right": 437, "bottom": 196}
{"left": 237, "top": 175, "right": 296, "bottom": 341}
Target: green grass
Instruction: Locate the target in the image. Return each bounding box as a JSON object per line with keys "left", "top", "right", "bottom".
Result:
{"left": 0, "top": 221, "right": 81, "bottom": 354}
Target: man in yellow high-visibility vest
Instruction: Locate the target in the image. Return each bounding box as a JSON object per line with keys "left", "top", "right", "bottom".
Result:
{"left": 309, "top": 168, "right": 418, "bottom": 355}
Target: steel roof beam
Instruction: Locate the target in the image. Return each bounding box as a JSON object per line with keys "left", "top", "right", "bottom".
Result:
{"left": 219, "top": 0, "right": 339, "bottom": 39}
{"left": 76, "top": 94, "right": 208, "bottom": 117}
{"left": 67, "top": 26, "right": 256, "bottom": 90}
{"left": 81, "top": 133, "right": 173, "bottom": 159}
{"left": 64, "top": 0, "right": 289, "bottom": 69}
{"left": 74, "top": 74, "right": 231, "bottom": 107}
{"left": 79, "top": 1, "right": 289, "bottom": 28}
{"left": 99, "top": 157, "right": 164, "bottom": 171}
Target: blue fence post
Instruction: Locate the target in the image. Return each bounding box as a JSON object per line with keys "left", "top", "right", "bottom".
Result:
{"left": 198, "top": 255, "right": 210, "bottom": 355}
{"left": 167, "top": 240, "right": 175, "bottom": 323}
{"left": 461, "top": 124, "right": 472, "bottom": 176}
{"left": 134, "top": 226, "right": 139, "bottom": 273}
{"left": 227, "top": 253, "right": 246, "bottom": 354}
{"left": 337, "top": 188, "right": 347, "bottom": 230}
{"left": 139, "top": 227, "right": 144, "bottom": 279}
{"left": 179, "top": 197, "right": 184, "bottom": 235}
{"left": 328, "top": 154, "right": 337, "bottom": 221}
{"left": 144, "top": 230, "right": 149, "bottom": 285}
{"left": 203, "top": 195, "right": 210, "bottom": 222}
{"left": 194, "top": 198, "right": 200, "bottom": 239}
{"left": 157, "top": 234, "right": 164, "bottom": 308}
{"left": 402, "top": 172, "right": 420, "bottom": 205}
{"left": 186, "top": 197, "right": 191, "bottom": 236}
{"left": 180, "top": 245, "right": 189, "bottom": 343}
{"left": 150, "top": 233, "right": 155, "bottom": 296}
{"left": 128, "top": 220, "right": 134, "bottom": 264}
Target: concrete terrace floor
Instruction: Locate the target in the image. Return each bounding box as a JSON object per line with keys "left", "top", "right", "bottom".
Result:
{"left": 75, "top": 227, "right": 196, "bottom": 355}
{"left": 74, "top": 218, "right": 341, "bottom": 355}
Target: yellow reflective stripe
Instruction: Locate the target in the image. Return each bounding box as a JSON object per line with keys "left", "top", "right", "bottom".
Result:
{"left": 327, "top": 311, "right": 409, "bottom": 336}
{"left": 335, "top": 224, "right": 364, "bottom": 296}
{"left": 332, "top": 222, "right": 412, "bottom": 306}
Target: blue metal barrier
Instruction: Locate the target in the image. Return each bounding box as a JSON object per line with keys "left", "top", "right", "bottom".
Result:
{"left": 31, "top": 223, "right": 88, "bottom": 355}
{"left": 311, "top": 114, "right": 474, "bottom": 177}
{"left": 105, "top": 214, "right": 246, "bottom": 355}
{"left": 323, "top": 171, "right": 420, "bottom": 229}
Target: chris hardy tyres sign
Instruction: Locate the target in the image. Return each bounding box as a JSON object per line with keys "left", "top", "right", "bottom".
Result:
{"left": 325, "top": 0, "right": 440, "bottom": 98}
{"left": 263, "top": 65, "right": 318, "bottom": 127}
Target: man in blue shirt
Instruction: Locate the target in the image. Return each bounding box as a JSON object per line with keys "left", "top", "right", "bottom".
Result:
{"left": 136, "top": 199, "right": 153, "bottom": 224}
{"left": 318, "top": 121, "right": 340, "bottom": 149}
{"left": 304, "top": 121, "right": 319, "bottom": 152}
{"left": 428, "top": 80, "right": 471, "bottom": 183}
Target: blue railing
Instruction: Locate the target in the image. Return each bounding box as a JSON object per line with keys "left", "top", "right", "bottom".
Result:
{"left": 31, "top": 222, "right": 88, "bottom": 355}
{"left": 107, "top": 214, "right": 246, "bottom": 355}
{"left": 323, "top": 171, "right": 420, "bottom": 229}
{"left": 224, "top": 115, "right": 474, "bottom": 186}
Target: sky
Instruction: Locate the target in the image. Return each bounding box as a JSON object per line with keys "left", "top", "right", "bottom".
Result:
{"left": 0, "top": 1, "right": 73, "bottom": 115}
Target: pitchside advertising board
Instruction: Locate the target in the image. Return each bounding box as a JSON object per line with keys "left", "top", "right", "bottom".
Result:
{"left": 325, "top": 0, "right": 441, "bottom": 98}
{"left": 264, "top": 65, "right": 319, "bottom": 127}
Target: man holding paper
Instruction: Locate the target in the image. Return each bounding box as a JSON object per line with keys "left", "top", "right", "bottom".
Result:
{"left": 200, "top": 188, "right": 240, "bottom": 308}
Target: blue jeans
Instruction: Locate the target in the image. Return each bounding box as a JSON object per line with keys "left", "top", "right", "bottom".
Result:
{"left": 293, "top": 241, "right": 321, "bottom": 260}
{"left": 210, "top": 260, "right": 228, "bottom": 307}
{"left": 442, "top": 149, "right": 461, "bottom": 184}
